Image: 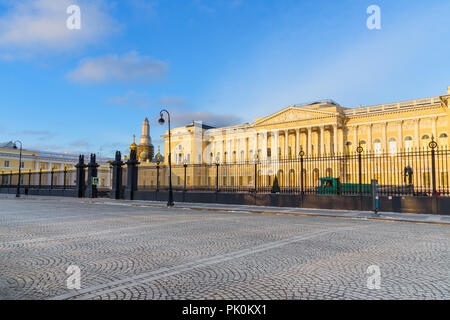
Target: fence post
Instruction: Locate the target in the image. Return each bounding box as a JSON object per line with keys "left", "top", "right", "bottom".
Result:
{"left": 110, "top": 151, "right": 124, "bottom": 200}
{"left": 357, "top": 144, "right": 363, "bottom": 196}
{"left": 184, "top": 162, "right": 187, "bottom": 192}
{"left": 75, "top": 155, "right": 86, "bottom": 198}
{"left": 39, "top": 169, "right": 42, "bottom": 189}
{"left": 9, "top": 171, "right": 12, "bottom": 188}
{"left": 50, "top": 169, "right": 54, "bottom": 190}
{"left": 254, "top": 156, "right": 258, "bottom": 193}
{"left": 156, "top": 163, "right": 160, "bottom": 193}
{"left": 299, "top": 150, "right": 305, "bottom": 208}
{"left": 429, "top": 138, "right": 438, "bottom": 214}
{"left": 357, "top": 144, "right": 364, "bottom": 211}
{"left": 86, "top": 154, "right": 99, "bottom": 198}
{"left": 63, "top": 167, "right": 67, "bottom": 190}
{"left": 124, "top": 149, "right": 139, "bottom": 200}
{"left": 216, "top": 161, "right": 220, "bottom": 193}
{"left": 28, "top": 170, "right": 31, "bottom": 188}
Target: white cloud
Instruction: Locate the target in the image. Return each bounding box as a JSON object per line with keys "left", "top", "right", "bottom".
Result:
{"left": 67, "top": 51, "right": 168, "bottom": 84}
{"left": 0, "top": 0, "right": 118, "bottom": 58}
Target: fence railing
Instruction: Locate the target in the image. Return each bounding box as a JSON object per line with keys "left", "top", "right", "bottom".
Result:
{"left": 135, "top": 145, "right": 449, "bottom": 197}
{"left": 0, "top": 168, "right": 77, "bottom": 189}
{"left": 0, "top": 167, "right": 113, "bottom": 190}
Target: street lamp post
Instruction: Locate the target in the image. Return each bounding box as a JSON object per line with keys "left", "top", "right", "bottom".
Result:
{"left": 156, "top": 155, "right": 160, "bottom": 192}
{"left": 14, "top": 140, "right": 23, "bottom": 198}
{"left": 158, "top": 110, "right": 174, "bottom": 206}
{"left": 183, "top": 158, "right": 187, "bottom": 192}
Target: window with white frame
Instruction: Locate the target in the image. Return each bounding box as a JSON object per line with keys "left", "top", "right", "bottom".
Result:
{"left": 389, "top": 138, "right": 397, "bottom": 155}
{"left": 373, "top": 139, "right": 382, "bottom": 155}
{"left": 404, "top": 136, "right": 413, "bottom": 150}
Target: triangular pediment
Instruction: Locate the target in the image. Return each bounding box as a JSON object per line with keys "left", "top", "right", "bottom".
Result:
{"left": 254, "top": 106, "right": 339, "bottom": 126}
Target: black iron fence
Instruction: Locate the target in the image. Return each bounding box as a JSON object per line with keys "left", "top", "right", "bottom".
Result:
{"left": 135, "top": 145, "right": 449, "bottom": 197}
{"left": 0, "top": 168, "right": 77, "bottom": 189}
{"left": 0, "top": 167, "right": 112, "bottom": 190}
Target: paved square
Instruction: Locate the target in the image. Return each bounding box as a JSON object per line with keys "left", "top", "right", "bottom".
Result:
{"left": 0, "top": 197, "right": 449, "bottom": 300}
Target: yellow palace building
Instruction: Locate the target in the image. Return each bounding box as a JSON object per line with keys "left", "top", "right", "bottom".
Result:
{"left": 0, "top": 142, "right": 112, "bottom": 188}
{"left": 163, "top": 87, "right": 449, "bottom": 165}
{"left": 156, "top": 87, "right": 450, "bottom": 191}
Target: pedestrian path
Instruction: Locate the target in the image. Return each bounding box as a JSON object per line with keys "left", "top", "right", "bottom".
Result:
{"left": 2, "top": 194, "right": 449, "bottom": 225}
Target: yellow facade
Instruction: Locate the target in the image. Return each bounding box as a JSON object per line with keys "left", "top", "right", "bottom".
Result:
{"left": 162, "top": 88, "right": 450, "bottom": 164}
{"left": 0, "top": 143, "right": 112, "bottom": 188}
{"left": 151, "top": 88, "right": 450, "bottom": 191}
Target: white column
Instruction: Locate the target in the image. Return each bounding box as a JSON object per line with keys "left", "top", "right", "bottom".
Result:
{"left": 432, "top": 117, "right": 437, "bottom": 140}
{"left": 274, "top": 130, "right": 279, "bottom": 160}
{"left": 398, "top": 121, "right": 403, "bottom": 150}
{"left": 414, "top": 119, "right": 420, "bottom": 149}
{"left": 284, "top": 130, "right": 289, "bottom": 158}
{"left": 296, "top": 128, "right": 300, "bottom": 157}
{"left": 263, "top": 130, "right": 268, "bottom": 160}
{"left": 307, "top": 127, "right": 312, "bottom": 155}
{"left": 333, "top": 125, "right": 338, "bottom": 155}
{"left": 368, "top": 124, "right": 372, "bottom": 152}
{"left": 254, "top": 132, "right": 258, "bottom": 160}
{"left": 383, "top": 123, "right": 387, "bottom": 152}
{"left": 320, "top": 126, "right": 325, "bottom": 155}
{"left": 353, "top": 126, "right": 358, "bottom": 150}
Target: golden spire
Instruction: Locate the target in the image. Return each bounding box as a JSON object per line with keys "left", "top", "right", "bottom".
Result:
{"left": 130, "top": 134, "right": 137, "bottom": 152}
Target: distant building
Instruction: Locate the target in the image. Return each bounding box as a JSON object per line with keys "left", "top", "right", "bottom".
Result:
{"left": 0, "top": 142, "right": 112, "bottom": 187}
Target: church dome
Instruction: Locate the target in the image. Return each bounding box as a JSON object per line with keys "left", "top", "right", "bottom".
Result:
{"left": 139, "top": 151, "right": 148, "bottom": 160}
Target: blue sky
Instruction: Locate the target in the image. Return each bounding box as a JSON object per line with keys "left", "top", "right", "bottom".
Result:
{"left": 0, "top": 0, "right": 449, "bottom": 158}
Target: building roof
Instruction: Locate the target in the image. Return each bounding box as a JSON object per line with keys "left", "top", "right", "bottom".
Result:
{"left": 185, "top": 122, "right": 216, "bottom": 130}
{"left": 0, "top": 141, "right": 16, "bottom": 148}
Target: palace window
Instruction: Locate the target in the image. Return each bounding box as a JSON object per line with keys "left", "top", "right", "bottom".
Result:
{"left": 267, "top": 148, "right": 271, "bottom": 158}
{"left": 404, "top": 136, "right": 413, "bottom": 150}
{"left": 439, "top": 133, "right": 448, "bottom": 147}
{"left": 421, "top": 134, "right": 431, "bottom": 148}
{"left": 4, "top": 161, "right": 9, "bottom": 168}
{"left": 373, "top": 139, "right": 381, "bottom": 155}
{"left": 240, "top": 151, "right": 245, "bottom": 161}
{"left": 389, "top": 138, "right": 397, "bottom": 155}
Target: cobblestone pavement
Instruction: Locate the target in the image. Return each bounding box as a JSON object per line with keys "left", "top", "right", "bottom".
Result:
{"left": 0, "top": 197, "right": 449, "bottom": 300}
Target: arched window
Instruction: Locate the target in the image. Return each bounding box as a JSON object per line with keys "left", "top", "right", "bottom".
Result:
{"left": 421, "top": 134, "right": 431, "bottom": 148}
{"left": 373, "top": 139, "right": 382, "bottom": 155}
{"left": 240, "top": 150, "right": 245, "bottom": 161}
{"left": 439, "top": 133, "right": 448, "bottom": 147}
{"left": 404, "top": 136, "right": 413, "bottom": 150}
{"left": 326, "top": 168, "right": 333, "bottom": 177}
{"left": 389, "top": 137, "right": 397, "bottom": 155}
{"left": 289, "top": 169, "right": 295, "bottom": 187}
{"left": 277, "top": 170, "right": 284, "bottom": 187}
